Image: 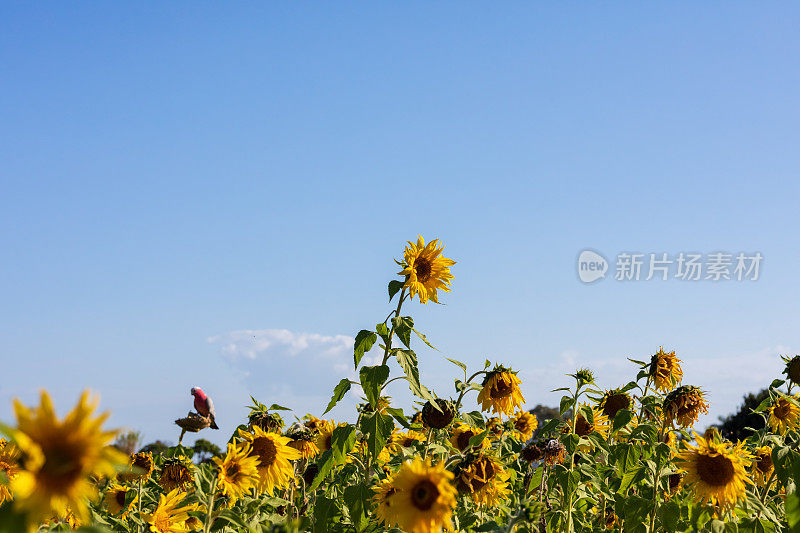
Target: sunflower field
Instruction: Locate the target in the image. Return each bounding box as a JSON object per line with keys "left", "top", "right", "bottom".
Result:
{"left": 2, "top": 236, "right": 800, "bottom": 533}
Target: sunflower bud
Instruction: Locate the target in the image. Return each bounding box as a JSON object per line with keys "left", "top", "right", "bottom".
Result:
{"left": 575, "top": 368, "right": 595, "bottom": 386}
{"left": 421, "top": 399, "right": 456, "bottom": 429}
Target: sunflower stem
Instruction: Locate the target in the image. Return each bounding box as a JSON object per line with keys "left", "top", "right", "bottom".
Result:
{"left": 454, "top": 370, "right": 489, "bottom": 411}
{"left": 136, "top": 478, "right": 143, "bottom": 533}
{"left": 380, "top": 288, "right": 406, "bottom": 367}
{"left": 203, "top": 473, "right": 219, "bottom": 533}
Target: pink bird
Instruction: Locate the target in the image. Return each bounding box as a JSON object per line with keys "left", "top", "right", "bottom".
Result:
{"left": 191, "top": 387, "right": 219, "bottom": 429}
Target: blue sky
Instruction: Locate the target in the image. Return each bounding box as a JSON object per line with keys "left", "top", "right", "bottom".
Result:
{"left": 1, "top": 3, "right": 799, "bottom": 447}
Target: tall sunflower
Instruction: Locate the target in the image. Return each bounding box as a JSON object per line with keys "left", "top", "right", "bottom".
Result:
{"left": 9, "top": 390, "right": 125, "bottom": 528}
{"left": 768, "top": 395, "right": 800, "bottom": 435}
{"left": 240, "top": 427, "right": 301, "bottom": 495}
{"left": 677, "top": 432, "right": 752, "bottom": 511}
{"left": 663, "top": 386, "right": 709, "bottom": 428}
{"left": 213, "top": 442, "right": 260, "bottom": 502}
{"left": 398, "top": 235, "right": 456, "bottom": 304}
{"left": 477, "top": 367, "right": 525, "bottom": 416}
{"left": 0, "top": 438, "right": 20, "bottom": 504}
{"left": 782, "top": 355, "right": 800, "bottom": 386}
{"left": 649, "top": 347, "right": 683, "bottom": 392}
{"left": 143, "top": 488, "right": 198, "bottom": 533}
{"left": 387, "top": 458, "right": 457, "bottom": 533}
{"left": 511, "top": 410, "right": 538, "bottom": 441}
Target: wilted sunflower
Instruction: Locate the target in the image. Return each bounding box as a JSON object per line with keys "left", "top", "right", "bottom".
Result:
{"left": 604, "top": 511, "right": 619, "bottom": 530}
{"left": 372, "top": 475, "right": 398, "bottom": 526}
{"left": 455, "top": 454, "right": 511, "bottom": 508}
{"left": 663, "top": 386, "right": 709, "bottom": 428}
{"left": 387, "top": 457, "right": 457, "bottom": 533}
{"left": 213, "top": 442, "right": 260, "bottom": 502}
{"left": 124, "top": 451, "right": 155, "bottom": 482}
{"left": 240, "top": 427, "right": 301, "bottom": 495}
{"left": 542, "top": 439, "right": 566, "bottom": 466}
{"left": 677, "top": 432, "right": 752, "bottom": 511}
{"left": 398, "top": 235, "right": 456, "bottom": 304}
{"left": 768, "top": 394, "right": 800, "bottom": 435}
{"left": 104, "top": 482, "right": 135, "bottom": 516}
{"left": 511, "top": 410, "right": 538, "bottom": 441}
{"left": 782, "top": 355, "right": 800, "bottom": 385}
{"left": 303, "top": 415, "right": 323, "bottom": 433}
{"left": 10, "top": 390, "right": 125, "bottom": 528}
{"left": 449, "top": 424, "right": 488, "bottom": 452}
{"left": 598, "top": 389, "right": 632, "bottom": 421}
{"left": 520, "top": 442, "right": 544, "bottom": 463}
{"left": 421, "top": 399, "right": 456, "bottom": 429}
{"left": 143, "top": 488, "right": 198, "bottom": 533}
{"left": 288, "top": 436, "right": 319, "bottom": 460}
{"left": 159, "top": 455, "right": 194, "bottom": 492}
{"left": 649, "top": 347, "right": 683, "bottom": 392}
{"left": 248, "top": 411, "right": 285, "bottom": 433}
{"left": 752, "top": 446, "right": 774, "bottom": 486}
{"left": 477, "top": 367, "right": 525, "bottom": 416}
{"left": 0, "top": 438, "right": 20, "bottom": 504}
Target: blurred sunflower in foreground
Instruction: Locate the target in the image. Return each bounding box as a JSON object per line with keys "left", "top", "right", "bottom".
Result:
{"left": 8, "top": 390, "right": 125, "bottom": 529}
{"left": 399, "top": 235, "right": 456, "bottom": 304}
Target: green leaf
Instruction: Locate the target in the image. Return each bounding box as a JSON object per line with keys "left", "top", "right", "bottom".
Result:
{"left": 413, "top": 328, "right": 437, "bottom": 350}
{"left": 359, "top": 365, "right": 390, "bottom": 408}
{"left": 313, "top": 495, "right": 338, "bottom": 533}
{"left": 612, "top": 409, "right": 633, "bottom": 432}
{"left": 354, "top": 330, "right": 377, "bottom": 369}
{"left": 343, "top": 484, "right": 371, "bottom": 531}
{"left": 323, "top": 379, "right": 351, "bottom": 415}
{"left": 559, "top": 395, "right": 574, "bottom": 416}
{"left": 661, "top": 501, "right": 680, "bottom": 531}
{"left": 786, "top": 454, "right": 800, "bottom": 532}
{"left": 392, "top": 316, "right": 414, "bottom": 348}
{"left": 395, "top": 349, "right": 437, "bottom": 403}
{"left": 385, "top": 406, "right": 411, "bottom": 429}
{"left": 467, "top": 430, "right": 489, "bottom": 449}
{"left": 360, "top": 412, "right": 395, "bottom": 458}
{"left": 376, "top": 322, "right": 390, "bottom": 343}
{"left": 446, "top": 357, "right": 467, "bottom": 375}
{"left": 268, "top": 403, "right": 291, "bottom": 411}
{"left": 388, "top": 280, "right": 404, "bottom": 301}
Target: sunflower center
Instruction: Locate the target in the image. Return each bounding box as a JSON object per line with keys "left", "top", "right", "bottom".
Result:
{"left": 696, "top": 453, "right": 735, "bottom": 487}
{"left": 490, "top": 380, "right": 513, "bottom": 400}
{"left": 575, "top": 415, "right": 592, "bottom": 437}
{"left": 115, "top": 490, "right": 127, "bottom": 507}
{"left": 774, "top": 401, "right": 791, "bottom": 419}
{"left": 602, "top": 394, "right": 630, "bottom": 419}
{"left": 411, "top": 480, "right": 439, "bottom": 510}
{"left": 414, "top": 258, "right": 433, "bottom": 282}
{"left": 757, "top": 453, "right": 773, "bottom": 473}
{"left": 225, "top": 463, "right": 241, "bottom": 479}
{"left": 514, "top": 418, "right": 528, "bottom": 432}
{"left": 252, "top": 437, "right": 278, "bottom": 467}
{"left": 456, "top": 430, "right": 476, "bottom": 451}
{"left": 39, "top": 442, "right": 84, "bottom": 490}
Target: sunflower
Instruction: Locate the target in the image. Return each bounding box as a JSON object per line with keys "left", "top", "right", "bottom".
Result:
{"left": 240, "top": 427, "right": 301, "bottom": 495}
{"left": 213, "top": 442, "right": 260, "bottom": 502}
{"left": 486, "top": 417, "right": 504, "bottom": 440}
{"left": 421, "top": 399, "right": 456, "bottom": 429}
{"left": 649, "top": 347, "right": 683, "bottom": 392}
{"left": 768, "top": 395, "right": 800, "bottom": 435}
{"left": 0, "top": 438, "right": 20, "bottom": 504}
{"left": 570, "top": 405, "right": 610, "bottom": 440}
{"left": 9, "top": 390, "right": 125, "bottom": 528}
{"left": 372, "top": 475, "right": 398, "bottom": 526}
{"left": 677, "top": 432, "right": 752, "bottom": 511}
{"left": 511, "top": 410, "right": 538, "bottom": 441}
{"left": 477, "top": 367, "right": 525, "bottom": 416}
{"left": 303, "top": 415, "right": 323, "bottom": 433}
{"left": 314, "top": 420, "right": 347, "bottom": 453}
{"left": 542, "top": 438, "right": 566, "bottom": 466}
{"left": 288, "top": 436, "right": 319, "bottom": 460}
{"left": 398, "top": 235, "right": 456, "bottom": 304}
{"left": 124, "top": 451, "right": 155, "bottom": 482}
{"left": 604, "top": 511, "right": 619, "bottom": 530}
{"left": 455, "top": 454, "right": 511, "bottom": 508}
{"left": 248, "top": 412, "right": 284, "bottom": 433}
{"left": 159, "top": 455, "right": 194, "bottom": 492}
{"left": 390, "top": 429, "right": 427, "bottom": 452}
{"left": 449, "top": 424, "right": 489, "bottom": 452}
{"left": 520, "top": 442, "right": 543, "bottom": 463}
{"left": 663, "top": 386, "right": 709, "bottom": 428}
{"left": 782, "top": 355, "right": 800, "bottom": 385}
{"left": 752, "top": 446, "right": 774, "bottom": 486}
{"left": 387, "top": 457, "right": 457, "bottom": 533}
{"left": 104, "top": 482, "right": 136, "bottom": 515}
{"left": 143, "top": 488, "right": 198, "bottom": 533}
{"left": 598, "top": 389, "right": 632, "bottom": 421}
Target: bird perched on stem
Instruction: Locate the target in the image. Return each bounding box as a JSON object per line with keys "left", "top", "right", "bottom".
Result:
{"left": 190, "top": 387, "right": 219, "bottom": 429}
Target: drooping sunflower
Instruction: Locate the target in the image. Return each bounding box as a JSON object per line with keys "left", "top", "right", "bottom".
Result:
{"left": 0, "top": 439, "right": 20, "bottom": 504}
{"left": 520, "top": 442, "right": 544, "bottom": 463}
{"left": 159, "top": 455, "right": 194, "bottom": 492}
{"left": 143, "top": 488, "right": 198, "bottom": 533}
{"left": 124, "top": 451, "right": 155, "bottom": 482}
{"left": 511, "top": 410, "right": 538, "bottom": 441}
{"left": 677, "top": 432, "right": 753, "bottom": 511}
{"left": 455, "top": 454, "right": 511, "bottom": 508}
{"left": 10, "top": 390, "right": 126, "bottom": 528}
{"left": 542, "top": 438, "right": 566, "bottom": 466}
{"left": 421, "top": 399, "right": 456, "bottom": 429}
{"left": 768, "top": 394, "right": 800, "bottom": 435}
{"left": 398, "top": 235, "right": 456, "bottom": 304}
{"left": 649, "top": 347, "right": 683, "bottom": 392}
{"left": 240, "top": 426, "right": 301, "bottom": 495}
{"left": 303, "top": 415, "right": 323, "bottom": 434}
{"left": 372, "top": 475, "right": 398, "bottom": 526}
{"left": 782, "top": 355, "right": 800, "bottom": 386}
{"left": 477, "top": 367, "right": 525, "bottom": 416}
{"left": 449, "top": 424, "right": 489, "bottom": 452}
{"left": 598, "top": 388, "right": 632, "bottom": 421}
{"left": 604, "top": 511, "right": 619, "bottom": 530}
{"left": 387, "top": 457, "right": 457, "bottom": 533}
{"left": 752, "top": 446, "right": 774, "bottom": 486}
{"left": 104, "top": 482, "right": 136, "bottom": 516}
{"left": 213, "top": 442, "right": 260, "bottom": 502}
{"left": 663, "top": 386, "right": 709, "bottom": 428}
